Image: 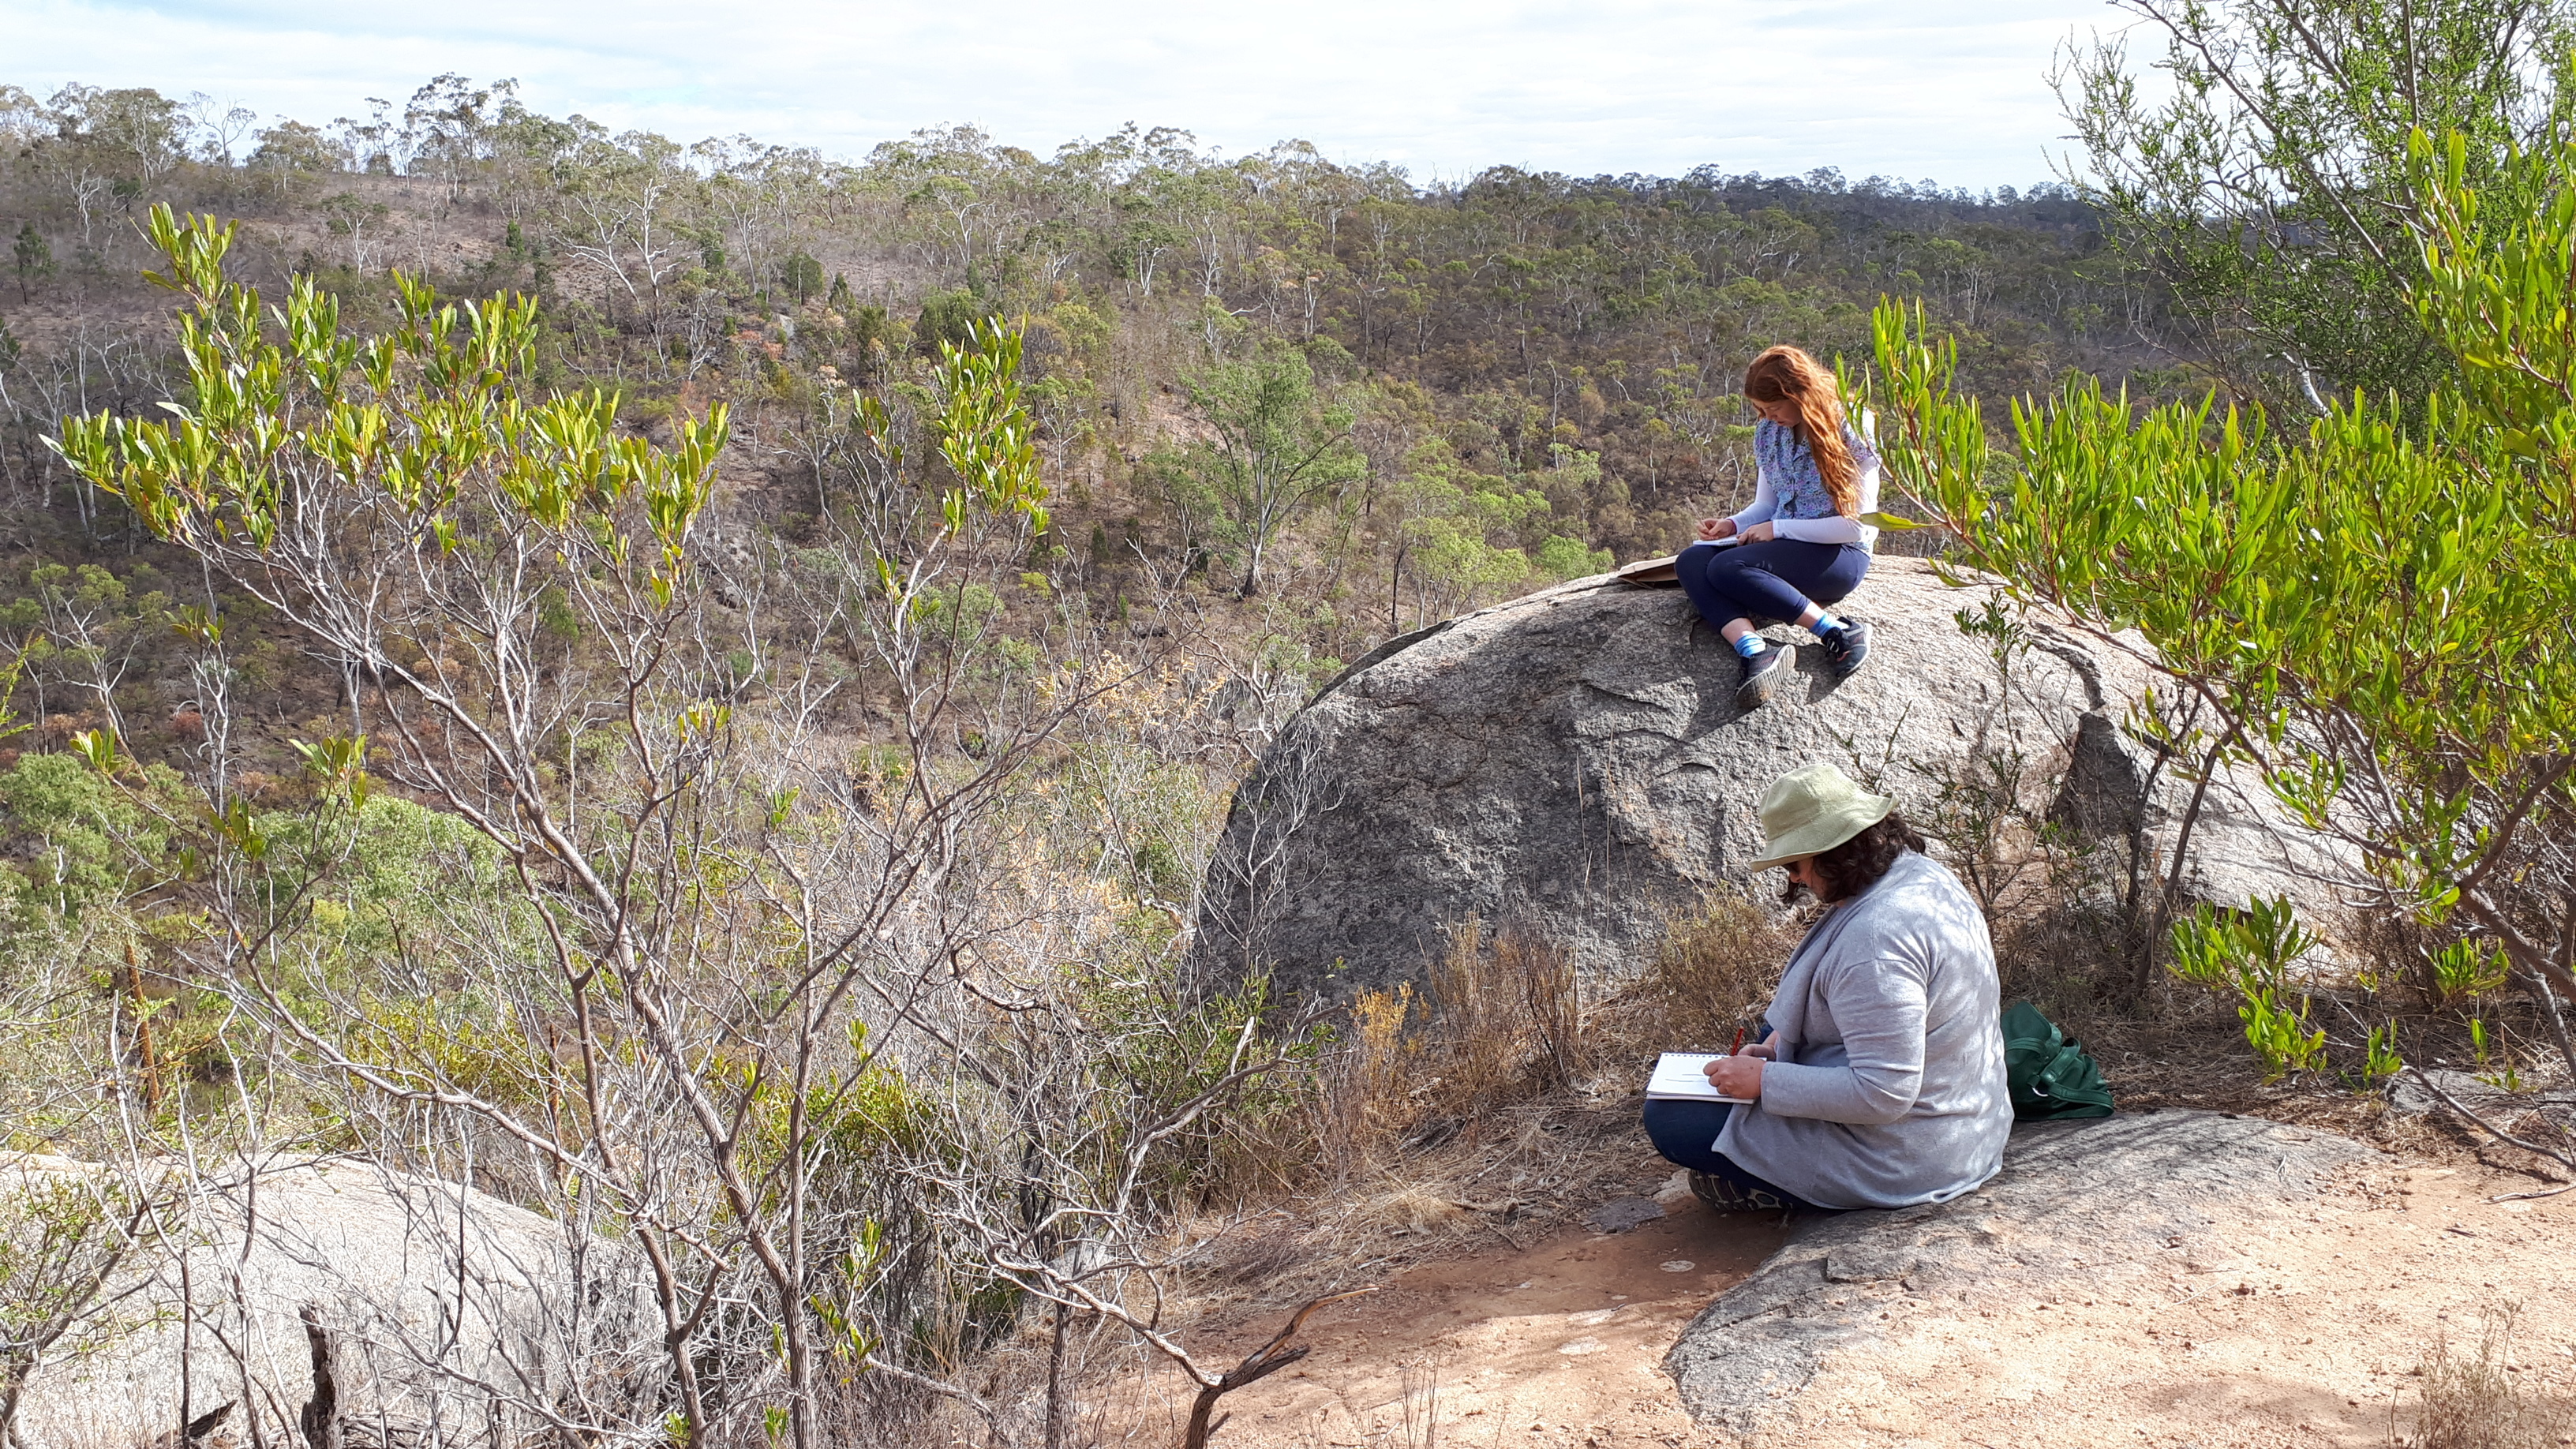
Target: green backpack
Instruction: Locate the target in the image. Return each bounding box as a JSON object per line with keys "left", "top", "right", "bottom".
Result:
{"left": 2001, "top": 1000, "right": 2115, "bottom": 1120}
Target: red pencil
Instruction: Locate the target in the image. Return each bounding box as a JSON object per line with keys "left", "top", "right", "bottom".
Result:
{"left": 1729, "top": 1026, "right": 1746, "bottom": 1055}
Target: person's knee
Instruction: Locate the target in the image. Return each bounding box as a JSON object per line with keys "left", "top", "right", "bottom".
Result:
{"left": 1815, "top": 554, "right": 1870, "bottom": 605}
{"left": 1703, "top": 549, "right": 1765, "bottom": 590}
{"left": 1642, "top": 1099, "right": 1732, "bottom": 1172}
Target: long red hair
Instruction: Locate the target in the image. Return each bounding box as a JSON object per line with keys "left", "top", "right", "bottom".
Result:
{"left": 1743, "top": 346, "right": 1858, "bottom": 516}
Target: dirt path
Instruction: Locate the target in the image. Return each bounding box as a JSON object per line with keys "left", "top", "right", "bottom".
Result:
{"left": 1185, "top": 1163, "right": 2576, "bottom": 1449}
{"left": 1207, "top": 1185, "right": 1788, "bottom": 1447}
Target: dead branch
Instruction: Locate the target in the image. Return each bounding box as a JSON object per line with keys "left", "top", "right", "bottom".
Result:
{"left": 1179, "top": 1288, "right": 1376, "bottom": 1449}
{"left": 2400, "top": 1068, "right": 2576, "bottom": 1200}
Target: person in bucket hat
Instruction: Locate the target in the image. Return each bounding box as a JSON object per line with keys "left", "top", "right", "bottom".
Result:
{"left": 1641, "top": 762, "right": 2013, "bottom": 1213}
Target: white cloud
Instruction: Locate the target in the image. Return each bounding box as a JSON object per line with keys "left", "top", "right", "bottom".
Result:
{"left": 6, "top": 0, "right": 2125, "bottom": 185}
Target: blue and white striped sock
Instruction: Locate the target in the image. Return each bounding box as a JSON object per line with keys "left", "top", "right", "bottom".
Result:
{"left": 1732, "top": 633, "right": 1768, "bottom": 659}
{"left": 1811, "top": 611, "right": 1845, "bottom": 637}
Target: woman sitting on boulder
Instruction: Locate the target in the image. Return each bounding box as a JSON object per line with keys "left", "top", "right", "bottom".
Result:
{"left": 1679, "top": 345, "right": 1881, "bottom": 710}
{"left": 1642, "top": 762, "right": 2012, "bottom": 1212}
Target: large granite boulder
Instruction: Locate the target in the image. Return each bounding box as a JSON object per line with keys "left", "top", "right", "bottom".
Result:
{"left": 4, "top": 1154, "right": 654, "bottom": 1449}
{"left": 1661, "top": 1110, "right": 2374, "bottom": 1436}
{"left": 1193, "top": 558, "right": 2353, "bottom": 992}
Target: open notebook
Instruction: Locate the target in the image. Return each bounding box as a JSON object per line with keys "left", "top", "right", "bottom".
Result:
{"left": 1645, "top": 1050, "right": 1755, "bottom": 1105}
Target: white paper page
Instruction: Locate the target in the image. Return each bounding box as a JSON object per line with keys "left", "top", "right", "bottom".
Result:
{"left": 1645, "top": 1050, "right": 1755, "bottom": 1103}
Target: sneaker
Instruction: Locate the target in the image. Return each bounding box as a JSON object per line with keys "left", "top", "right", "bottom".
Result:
{"left": 1816, "top": 618, "right": 1871, "bottom": 677}
{"left": 1687, "top": 1171, "right": 1793, "bottom": 1214}
{"left": 1735, "top": 642, "right": 1795, "bottom": 710}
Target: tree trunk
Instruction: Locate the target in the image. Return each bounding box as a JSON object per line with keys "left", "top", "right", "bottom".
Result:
{"left": 297, "top": 1308, "right": 339, "bottom": 1449}
{"left": 1044, "top": 1301, "right": 1072, "bottom": 1449}
{"left": 2135, "top": 720, "right": 2240, "bottom": 996}
{"left": 1238, "top": 538, "right": 1264, "bottom": 598}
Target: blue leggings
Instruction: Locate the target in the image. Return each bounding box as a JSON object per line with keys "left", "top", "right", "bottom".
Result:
{"left": 1638, "top": 1099, "right": 1824, "bottom": 1212}
{"left": 1678, "top": 540, "right": 1870, "bottom": 631}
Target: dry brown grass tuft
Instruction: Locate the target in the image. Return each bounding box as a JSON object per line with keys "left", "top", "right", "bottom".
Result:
{"left": 2404, "top": 1305, "right": 2573, "bottom": 1449}
{"left": 1364, "top": 1182, "right": 1471, "bottom": 1237}
{"left": 1305, "top": 917, "right": 1597, "bottom": 1178}
{"left": 1421, "top": 918, "right": 1590, "bottom": 1110}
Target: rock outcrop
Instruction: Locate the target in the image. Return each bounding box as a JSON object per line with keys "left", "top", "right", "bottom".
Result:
{"left": 4, "top": 1155, "right": 652, "bottom": 1449}
{"left": 1194, "top": 559, "right": 2353, "bottom": 992}
{"left": 1661, "top": 1110, "right": 2374, "bottom": 1436}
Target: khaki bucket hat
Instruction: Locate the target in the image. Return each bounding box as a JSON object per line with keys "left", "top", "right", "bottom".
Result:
{"left": 1749, "top": 762, "right": 1894, "bottom": 871}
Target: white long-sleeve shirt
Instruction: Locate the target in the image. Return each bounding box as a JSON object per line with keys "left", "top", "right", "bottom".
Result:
{"left": 1726, "top": 411, "right": 1882, "bottom": 550}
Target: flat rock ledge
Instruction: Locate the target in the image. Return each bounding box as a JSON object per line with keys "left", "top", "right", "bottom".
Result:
{"left": 1662, "top": 1110, "right": 2375, "bottom": 1437}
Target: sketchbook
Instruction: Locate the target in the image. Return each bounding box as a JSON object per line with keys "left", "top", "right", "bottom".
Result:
{"left": 1645, "top": 1050, "right": 1756, "bottom": 1104}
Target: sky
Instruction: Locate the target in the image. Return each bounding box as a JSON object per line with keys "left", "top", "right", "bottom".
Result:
{"left": 6, "top": 0, "right": 2141, "bottom": 189}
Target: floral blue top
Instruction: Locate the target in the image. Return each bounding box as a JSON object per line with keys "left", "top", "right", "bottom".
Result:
{"left": 1755, "top": 419, "right": 1840, "bottom": 520}
{"left": 1728, "top": 414, "right": 1883, "bottom": 550}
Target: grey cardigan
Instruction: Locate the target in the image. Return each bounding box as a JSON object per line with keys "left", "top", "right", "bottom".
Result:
{"left": 1716, "top": 849, "right": 2012, "bottom": 1210}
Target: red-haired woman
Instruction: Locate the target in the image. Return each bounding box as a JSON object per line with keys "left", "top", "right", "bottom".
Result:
{"left": 1678, "top": 346, "right": 1880, "bottom": 710}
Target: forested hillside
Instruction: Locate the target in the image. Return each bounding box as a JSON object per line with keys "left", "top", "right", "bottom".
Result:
{"left": 0, "top": 77, "right": 2155, "bottom": 776}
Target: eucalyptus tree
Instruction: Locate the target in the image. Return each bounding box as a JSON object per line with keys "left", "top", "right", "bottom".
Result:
{"left": 2056, "top": 0, "right": 2576, "bottom": 411}
{"left": 399, "top": 73, "right": 516, "bottom": 204}
{"left": 1174, "top": 342, "right": 1366, "bottom": 597}
{"left": 45, "top": 84, "right": 194, "bottom": 187}
{"left": 556, "top": 129, "right": 706, "bottom": 332}
{"left": 695, "top": 137, "right": 838, "bottom": 296}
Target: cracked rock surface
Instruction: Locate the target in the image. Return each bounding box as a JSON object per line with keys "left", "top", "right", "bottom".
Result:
{"left": 1195, "top": 558, "right": 2350, "bottom": 993}
{"left": 1661, "top": 1110, "right": 2375, "bottom": 1436}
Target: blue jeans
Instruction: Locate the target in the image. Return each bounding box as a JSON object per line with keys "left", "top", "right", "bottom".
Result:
{"left": 1638, "top": 1099, "right": 1824, "bottom": 1212}
{"left": 1677, "top": 540, "right": 1870, "bottom": 631}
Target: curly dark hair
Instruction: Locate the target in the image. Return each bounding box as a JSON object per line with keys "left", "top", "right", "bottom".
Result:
{"left": 1781, "top": 811, "right": 1929, "bottom": 905}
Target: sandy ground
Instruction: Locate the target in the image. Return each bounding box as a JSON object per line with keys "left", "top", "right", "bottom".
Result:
{"left": 1185, "top": 1183, "right": 1788, "bottom": 1448}
{"left": 1769, "top": 1162, "right": 2576, "bottom": 1449}
{"left": 1159, "top": 1161, "right": 2575, "bottom": 1449}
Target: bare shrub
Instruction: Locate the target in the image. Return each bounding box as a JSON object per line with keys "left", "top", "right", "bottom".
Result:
{"left": 1991, "top": 888, "right": 2132, "bottom": 1035}
{"left": 1399, "top": 1357, "right": 1443, "bottom": 1449}
{"left": 1500, "top": 926, "right": 1587, "bottom": 1090}
{"left": 1621, "top": 888, "right": 1795, "bottom": 1050}
{"left": 2403, "top": 1305, "right": 2570, "bottom": 1449}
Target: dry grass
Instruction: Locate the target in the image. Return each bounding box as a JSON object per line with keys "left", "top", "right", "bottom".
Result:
{"left": 1616, "top": 886, "right": 1798, "bottom": 1051}
{"left": 1421, "top": 918, "right": 1590, "bottom": 1108}
{"left": 1312, "top": 916, "right": 1603, "bottom": 1177}
{"left": 1304, "top": 893, "right": 1796, "bottom": 1183}
{"left": 2402, "top": 1305, "right": 2573, "bottom": 1449}
{"left": 1240, "top": 892, "right": 1801, "bottom": 1285}
{"left": 1362, "top": 1182, "right": 1471, "bottom": 1237}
